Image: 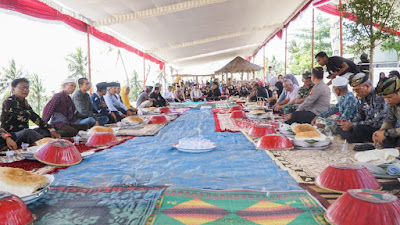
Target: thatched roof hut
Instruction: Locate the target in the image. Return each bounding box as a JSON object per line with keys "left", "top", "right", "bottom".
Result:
{"left": 215, "top": 56, "right": 263, "bottom": 81}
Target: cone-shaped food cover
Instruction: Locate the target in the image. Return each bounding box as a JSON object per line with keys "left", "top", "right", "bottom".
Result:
{"left": 149, "top": 115, "right": 168, "bottom": 124}
{"left": 0, "top": 192, "right": 34, "bottom": 225}
{"left": 86, "top": 132, "right": 119, "bottom": 147}
{"left": 256, "top": 135, "right": 293, "bottom": 150}
{"left": 316, "top": 163, "right": 381, "bottom": 193}
{"left": 229, "top": 110, "right": 246, "bottom": 118}
{"left": 35, "top": 139, "right": 82, "bottom": 166}
{"left": 325, "top": 189, "right": 400, "bottom": 225}
{"left": 249, "top": 125, "right": 276, "bottom": 137}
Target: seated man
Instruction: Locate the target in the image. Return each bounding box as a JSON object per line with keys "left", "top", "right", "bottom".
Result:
{"left": 150, "top": 87, "right": 167, "bottom": 107}
{"left": 43, "top": 79, "right": 89, "bottom": 137}
{"left": 336, "top": 73, "right": 387, "bottom": 143}
{"left": 272, "top": 79, "right": 299, "bottom": 112}
{"left": 72, "top": 78, "right": 109, "bottom": 127}
{"left": 136, "top": 86, "right": 155, "bottom": 108}
{"left": 174, "top": 86, "right": 186, "bottom": 102}
{"left": 120, "top": 85, "right": 138, "bottom": 113}
{"left": 208, "top": 82, "right": 221, "bottom": 101}
{"left": 285, "top": 67, "right": 331, "bottom": 124}
{"left": 1, "top": 78, "right": 60, "bottom": 146}
{"left": 91, "top": 82, "right": 117, "bottom": 123}
{"left": 373, "top": 77, "right": 400, "bottom": 148}
{"left": 190, "top": 84, "right": 203, "bottom": 102}
{"left": 163, "top": 86, "right": 174, "bottom": 102}
{"left": 311, "top": 76, "right": 358, "bottom": 132}
{"left": 104, "top": 82, "right": 134, "bottom": 120}
{"left": 283, "top": 72, "right": 314, "bottom": 114}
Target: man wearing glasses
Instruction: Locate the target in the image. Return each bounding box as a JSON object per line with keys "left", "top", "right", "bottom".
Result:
{"left": 0, "top": 78, "right": 60, "bottom": 149}
{"left": 336, "top": 73, "right": 387, "bottom": 143}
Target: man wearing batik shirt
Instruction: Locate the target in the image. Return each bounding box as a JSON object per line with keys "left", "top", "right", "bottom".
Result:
{"left": 336, "top": 73, "right": 387, "bottom": 143}
{"left": 312, "top": 76, "right": 358, "bottom": 133}
{"left": 283, "top": 71, "right": 314, "bottom": 114}
{"left": 43, "top": 79, "right": 89, "bottom": 137}
{"left": 1, "top": 78, "right": 60, "bottom": 145}
{"left": 373, "top": 77, "right": 400, "bottom": 148}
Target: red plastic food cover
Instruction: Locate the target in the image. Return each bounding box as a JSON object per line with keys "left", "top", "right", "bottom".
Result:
{"left": 35, "top": 139, "right": 82, "bottom": 166}
{"left": 229, "top": 106, "right": 243, "bottom": 112}
{"left": 149, "top": 115, "right": 168, "bottom": 124}
{"left": 249, "top": 125, "right": 276, "bottom": 137}
{"left": 229, "top": 110, "right": 246, "bottom": 118}
{"left": 160, "top": 107, "right": 170, "bottom": 113}
{"left": 256, "top": 135, "right": 293, "bottom": 150}
{"left": 325, "top": 189, "right": 400, "bottom": 225}
{"left": 316, "top": 163, "right": 382, "bottom": 193}
{"left": 0, "top": 192, "right": 34, "bottom": 225}
{"left": 86, "top": 132, "right": 119, "bottom": 147}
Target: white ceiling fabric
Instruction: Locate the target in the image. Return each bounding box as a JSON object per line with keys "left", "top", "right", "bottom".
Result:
{"left": 40, "top": 0, "right": 311, "bottom": 68}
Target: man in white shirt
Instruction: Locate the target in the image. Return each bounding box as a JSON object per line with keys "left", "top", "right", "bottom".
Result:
{"left": 272, "top": 79, "right": 299, "bottom": 112}
{"left": 104, "top": 82, "right": 134, "bottom": 121}
{"left": 163, "top": 86, "right": 174, "bottom": 102}
{"left": 266, "top": 66, "right": 277, "bottom": 85}
{"left": 190, "top": 84, "right": 203, "bottom": 102}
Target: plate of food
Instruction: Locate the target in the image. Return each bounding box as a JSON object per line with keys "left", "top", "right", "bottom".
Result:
{"left": 247, "top": 110, "right": 274, "bottom": 120}
{"left": 120, "top": 116, "right": 148, "bottom": 127}
{"left": 291, "top": 124, "right": 332, "bottom": 149}
{"left": 173, "top": 138, "right": 216, "bottom": 153}
{"left": 0, "top": 167, "right": 54, "bottom": 205}
{"left": 279, "top": 123, "right": 295, "bottom": 136}
{"left": 141, "top": 107, "right": 161, "bottom": 115}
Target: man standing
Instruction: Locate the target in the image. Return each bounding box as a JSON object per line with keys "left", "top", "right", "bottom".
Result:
{"left": 373, "top": 77, "right": 400, "bottom": 148}
{"left": 336, "top": 73, "right": 386, "bottom": 143}
{"left": 266, "top": 66, "right": 277, "bottom": 85}
{"left": 315, "top": 51, "right": 360, "bottom": 84}
{"left": 72, "top": 78, "right": 109, "bottom": 127}
{"left": 190, "top": 84, "right": 203, "bottom": 102}
{"left": 91, "top": 82, "right": 117, "bottom": 123}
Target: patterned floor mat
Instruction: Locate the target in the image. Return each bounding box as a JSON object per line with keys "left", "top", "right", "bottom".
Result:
{"left": 148, "top": 188, "right": 328, "bottom": 225}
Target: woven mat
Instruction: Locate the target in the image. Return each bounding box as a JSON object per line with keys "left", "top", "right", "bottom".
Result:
{"left": 28, "top": 185, "right": 166, "bottom": 225}
{"left": 148, "top": 188, "right": 328, "bottom": 225}
{"left": 214, "top": 113, "right": 241, "bottom": 132}
{"left": 300, "top": 180, "right": 400, "bottom": 208}
{"left": 0, "top": 136, "right": 133, "bottom": 175}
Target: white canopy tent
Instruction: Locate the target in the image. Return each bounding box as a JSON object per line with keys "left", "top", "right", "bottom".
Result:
{"left": 37, "top": 0, "right": 312, "bottom": 69}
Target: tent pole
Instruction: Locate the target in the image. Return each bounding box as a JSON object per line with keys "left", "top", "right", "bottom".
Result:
{"left": 311, "top": 7, "right": 315, "bottom": 70}
{"left": 263, "top": 46, "right": 266, "bottom": 84}
{"left": 163, "top": 65, "right": 166, "bottom": 90}
{"left": 86, "top": 25, "right": 92, "bottom": 94}
{"left": 284, "top": 27, "right": 288, "bottom": 75}
{"left": 143, "top": 56, "right": 146, "bottom": 90}
{"left": 339, "top": 0, "right": 343, "bottom": 57}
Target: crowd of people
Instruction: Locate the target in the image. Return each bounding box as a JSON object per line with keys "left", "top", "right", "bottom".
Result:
{"left": 0, "top": 51, "right": 399, "bottom": 151}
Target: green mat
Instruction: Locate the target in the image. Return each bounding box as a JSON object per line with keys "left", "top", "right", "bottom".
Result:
{"left": 212, "top": 103, "right": 237, "bottom": 109}
{"left": 148, "top": 188, "right": 328, "bottom": 225}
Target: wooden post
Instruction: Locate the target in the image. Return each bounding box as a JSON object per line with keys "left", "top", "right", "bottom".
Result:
{"left": 86, "top": 25, "right": 92, "bottom": 94}
{"left": 339, "top": 0, "right": 343, "bottom": 57}
{"left": 143, "top": 56, "right": 146, "bottom": 90}
{"left": 285, "top": 27, "right": 288, "bottom": 75}
{"left": 311, "top": 8, "right": 315, "bottom": 70}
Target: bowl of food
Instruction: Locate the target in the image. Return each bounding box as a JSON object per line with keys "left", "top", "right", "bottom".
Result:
{"left": 86, "top": 132, "right": 119, "bottom": 147}
{"left": 325, "top": 189, "right": 400, "bottom": 225}
{"left": 0, "top": 191, "right": 34, "bottom": 225}
{"left": 87, "top": 126, "right": 115, "bottom": 136}
{"left": 316, "top": 162, "right": 382, "bottom": 193}
{"left": 121, "top": 116, "right": 145, "bottom": 126}
{"left": 149, "top": 115, "right": 168, "bottom": 124}
{"left": 256, "top": 135, "right": 293, "bottom": 150}
{"left": 249, "top": 125, "right": 276, "bottom": 137}
{"left": 229, "top": 110, "right": 246, "bottom": 118}
{"left": 34, "top": 139, "right": 82, "bottom": 166}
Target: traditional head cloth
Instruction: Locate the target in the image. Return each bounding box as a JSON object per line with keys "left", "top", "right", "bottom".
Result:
{"left": 63, "top": 78, "right": 75, "bottom": 84}
{"left": 302, "top": 71, "right": 311, "bottom": 79}
{"left": 349, "top": 72, "right": 369, "bottom": 87}
{"left": 115, "top": 82, "right": 121, "bottom": 87}
{"left": 376, "top": 77, "right": 400, "bottom": 96}
{"left": 332, "top": 76, "right": 348, "bottom": 87}
{"left": 388, "top": 70, "right": 400, "bottom": 79}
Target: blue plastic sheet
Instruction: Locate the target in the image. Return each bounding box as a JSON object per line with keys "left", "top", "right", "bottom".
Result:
{"left": 53, "top": 109, "right": 300, "bottom": 191}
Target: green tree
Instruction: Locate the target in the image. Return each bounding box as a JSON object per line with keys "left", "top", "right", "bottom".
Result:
{"left": 381, "top": 36, "right": 400, "bottom": 57}
{"left": 340, "top": 0, "right": 400, "bottom": 82}
{"left": 0, "top": 59, "right": 23, "bottom": 96}
{"left": 129, "top": 69, "right": 143, "bottom": 102}
{"left": 65, "top": 47, "right": 87, "bottom": 79}
{"left": 265, "top": 56, "right": 284, "bottom": 75}
{"left": 28, "top": 73, "right": 49, "bottom": 116}
{"left": 288, "top": 16, "right": 332, "bottom": 74}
